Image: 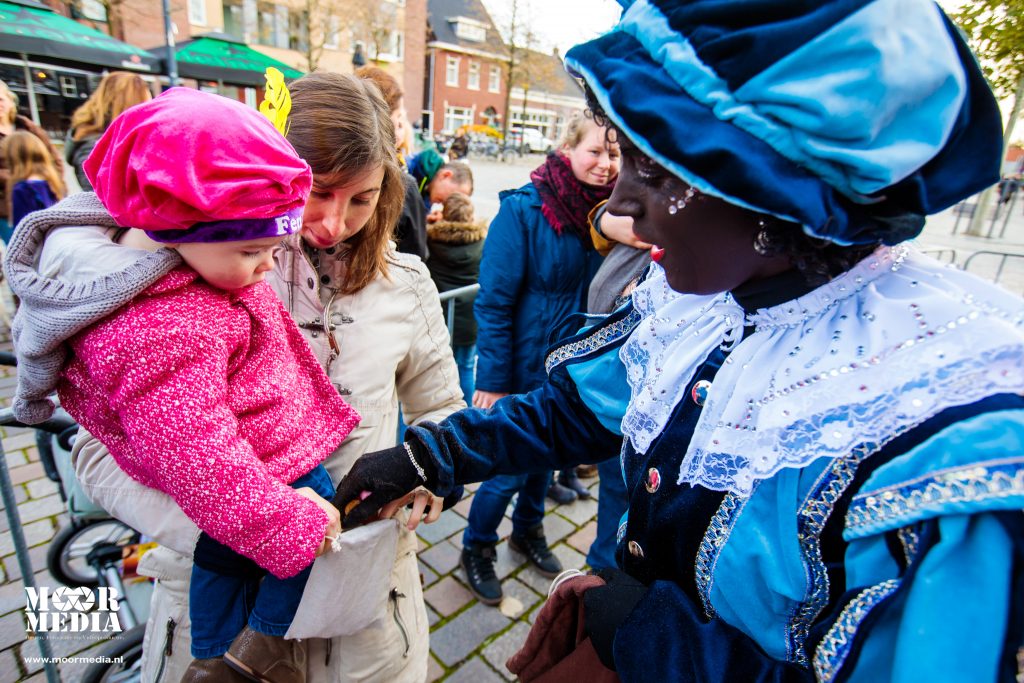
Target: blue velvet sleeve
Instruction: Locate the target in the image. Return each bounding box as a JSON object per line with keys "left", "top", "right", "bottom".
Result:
{"left": 408, "top": 366, "right": 623, "bottom": 497}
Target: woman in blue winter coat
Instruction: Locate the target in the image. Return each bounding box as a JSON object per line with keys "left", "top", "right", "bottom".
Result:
{"left": 461, "top": 112, "right": 619, "bottom": 604}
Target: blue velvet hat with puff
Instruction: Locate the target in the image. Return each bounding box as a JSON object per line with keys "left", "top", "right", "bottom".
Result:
{"left": 564, "top": 0, "right": 1003, "bottom": 245}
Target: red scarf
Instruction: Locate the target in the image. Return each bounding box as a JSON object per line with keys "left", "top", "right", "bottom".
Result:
{"left": 530, "top": 153, "right": 615, "bottom": 242}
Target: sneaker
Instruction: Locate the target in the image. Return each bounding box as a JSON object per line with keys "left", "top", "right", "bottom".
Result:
{"left": 461, "top": 543, "right": 503, "bottom": 605}
{"left": 181, "top": 656, "right": 252, "bottom": 682}
{"left": 559, "top": 470, "right": 592, "bottom": 499}
{"left": 546, "top": 479, "right": 577, "bottom": 505}
{"left": 509, "top": 524, "right": 562, "bottom": 578}
{"left": 223, "top": 626, "right": 307, "bottom": 683}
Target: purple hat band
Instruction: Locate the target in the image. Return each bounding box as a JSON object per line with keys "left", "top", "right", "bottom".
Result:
{"left": 145, "top": 207, "right": 304, "bottom": 244}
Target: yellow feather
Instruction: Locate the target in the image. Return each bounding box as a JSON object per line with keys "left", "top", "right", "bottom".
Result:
{"left": 260, "top": 67, "right": 292, "bottom": 138}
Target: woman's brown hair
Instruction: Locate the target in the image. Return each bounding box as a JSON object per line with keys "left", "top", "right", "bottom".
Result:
{"left": 70, "top": 72, "right": 151, "bottom": 140}
{"left": 287, "top": 71, "right": 404, "bottom": 294}
{"left": 4, "top": 130, "right": 66, "bottom": 207}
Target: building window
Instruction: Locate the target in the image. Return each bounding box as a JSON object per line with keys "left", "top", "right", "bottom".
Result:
{"left": 244, "top": 87, "right": 257, "bottom": 107}
{"left": 188, "top": 0, "right": 206, "bottom": 25}
{"left": 256, "top": 2, "right": 281, "bottom": 46}
{"left": 78, "top": 0, "right": 107, "bottom": 21}
{"left": 446, "top": 57, "right": 460, "bottom": 86}
{"left": 453, "top": 19, "right": 486, "bottom": 42}
{"left": 289, "top": 8, "right": 309, "bottom": 52}
{"left": 467, "top": 62, "right": 480, "bottom": 90}
{"left": 323, "top": 15, "right": 340, "bottom": 49}
{"left": 443, "top": 106, "right": 473, "bottom": 134}
{"left": 488, "top": 65, "right": 500, "bottom": 93}
{"left": 222, "top": 0, "right": 244, "bottom": 40}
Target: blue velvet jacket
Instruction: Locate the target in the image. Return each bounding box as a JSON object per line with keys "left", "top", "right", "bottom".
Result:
{"left": 410, "top": 302, "right": 1024, "bottom": 682}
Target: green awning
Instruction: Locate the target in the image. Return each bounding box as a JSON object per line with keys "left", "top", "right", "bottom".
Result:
{"left": 174, "top": 33, "right": 303, "bottom": 87}
{"left": 0, "top": 0, "right": 159, "bottom": 71}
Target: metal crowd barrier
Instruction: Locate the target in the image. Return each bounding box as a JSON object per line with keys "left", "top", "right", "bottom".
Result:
{"left": 438, "top": 284, "right": 481, "bottom": 343}
{"left": 962, "top": 250, "right": 1024, "bottom": 291}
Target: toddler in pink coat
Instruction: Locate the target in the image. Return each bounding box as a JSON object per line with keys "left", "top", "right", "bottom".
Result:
{"left": 4, "top": 88, "right": 360, "bottom": 683}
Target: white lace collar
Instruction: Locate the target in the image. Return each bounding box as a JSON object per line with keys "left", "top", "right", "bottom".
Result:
{"left": 620, "top": 246, "right": 1024, "bottom": 496}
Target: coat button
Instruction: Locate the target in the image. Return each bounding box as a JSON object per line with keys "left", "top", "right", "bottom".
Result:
{"left": 320, "top": 274, "right": 331, "bottom": 285}
{"left": 691, "top": 379, "right": 711, "bottom": 406}
{"left": 306, "top": 277, "right": 315, "bottom": 289}
{"left": 645, "top": 468, "right": 661, "bottom": 494}
{"left": 628, "top": 540, "right": 644, "bottom": 559}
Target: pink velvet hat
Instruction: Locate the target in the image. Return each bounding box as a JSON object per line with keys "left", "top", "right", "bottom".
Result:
{"left": 84, "top": 87, "right": 312, "bottom": 243}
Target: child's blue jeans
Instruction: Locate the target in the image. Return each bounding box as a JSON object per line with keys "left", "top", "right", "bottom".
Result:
{"left": 189, "top": 464, "right": 334, "bottom": 658}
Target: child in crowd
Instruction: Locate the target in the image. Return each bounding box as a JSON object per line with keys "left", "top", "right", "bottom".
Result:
{"left": 4, "top": 130, "right": 65, "bottom": 228}
{"left": 5, "top": 88, "right": 360, "bottom": 683}
{"left": 426, "top": 192, "right": 487, "bottom": 402}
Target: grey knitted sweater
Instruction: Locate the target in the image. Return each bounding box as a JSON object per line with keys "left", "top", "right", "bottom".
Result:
{"left": 3, "top": 192, "right": 181, "bottom": 423}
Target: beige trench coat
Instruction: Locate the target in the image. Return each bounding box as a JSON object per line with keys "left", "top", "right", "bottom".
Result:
{"left": 73, "top": 238, "right": 466, "bottom": 682}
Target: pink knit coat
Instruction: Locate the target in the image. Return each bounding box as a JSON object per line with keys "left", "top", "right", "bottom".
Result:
{"left": 59, "top": 268, "right": 360, "bottom": 579}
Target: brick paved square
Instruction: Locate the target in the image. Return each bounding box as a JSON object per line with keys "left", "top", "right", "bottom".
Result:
{"left": 15, "top": 496, "right": 66, "bottom": 526}
{"left": 426, "top": 653, "right": 445, "bottom": 682}
{"left": 445, "top": 655, "right": 506, "bottom": 682}
{"left": 430, "top": 603, "right": 510, "bottom": 666}
{"left": 0, "top": 519, "right": 55, "bottom": 557}
{"left": 497, "top": 577, "right": 541, "bottom": 619}
{"left": 0, "top": 646, "right": 21, "bottom": 683}
{"left": 553, "top": 543, "right": 587, "bottom": 572}
{"left": 542, "top": 512, "right": 577, "bottom": 543}
{"left": 416, "top": 509, "right": 466, "bottom": 545}
{"left": 419, "top": 560, "right": 438, "bottom": 588}
{"left": 451, "top": 493, "right": 474, "bottom": 519}
{"left": 567, "top": 520, "right": 598, "bottom": 555}
{"left": 419, "top": 538, "right": 461, "bottom": 575}
{"left": 555, "top": 497, "right": 599, "bottom": 526}
{"left": 424, "top": 576, "right": 473, "bottom": 617}
{"left": 482, "top": 621, "right": 531, "bottom": 680}
{"left": 426, "top": 605, "right": 440, "bottom": 628}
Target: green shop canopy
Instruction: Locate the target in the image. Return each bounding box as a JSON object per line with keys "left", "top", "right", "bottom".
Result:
{"left": 173, "top": 33, "right": 303, "bottom": 87}
{"left": 0, "top": 0, "right": 159, "bottom": 71}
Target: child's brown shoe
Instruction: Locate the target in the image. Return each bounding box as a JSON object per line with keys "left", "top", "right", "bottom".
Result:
{"left": 180, "top": 656, "right": 251, "bottom": 682}
{"left": 223, "top": 626, "right": 307, "bottom": 683}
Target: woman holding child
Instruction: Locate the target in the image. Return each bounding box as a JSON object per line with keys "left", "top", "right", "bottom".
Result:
{"left": 11, "top": 72, "right": 463, "bottom": 682}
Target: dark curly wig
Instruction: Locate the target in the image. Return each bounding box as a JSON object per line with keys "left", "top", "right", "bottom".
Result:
{"left": 583, "top": 85, "right": 879, "bottom": 287}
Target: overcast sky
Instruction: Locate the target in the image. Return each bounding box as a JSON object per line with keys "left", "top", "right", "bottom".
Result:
{"left": 480, "top": 0, "right": 622, "bottom": 56}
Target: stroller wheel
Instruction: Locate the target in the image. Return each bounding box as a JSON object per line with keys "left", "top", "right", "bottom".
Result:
{"left": 79, "top": 623, "right": 145, "bottom": 683}
{"left": 47, "top": 519, "right": 139, "bottom": 588}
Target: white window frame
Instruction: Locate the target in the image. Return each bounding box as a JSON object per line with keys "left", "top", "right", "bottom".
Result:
{"left": 188, "top": 0, "right": 206, "bottom": 25}
{"left": 467, "top": 61, "right": 480, "bottom": 90}
{"left": 488, "top": 65, "right": 500, "bottom": 93}
{"left": 443, "top": 105, "right": 473, "bottom": 134}
{"left": 445, "top": 56, "right": 460, "bottom": 87}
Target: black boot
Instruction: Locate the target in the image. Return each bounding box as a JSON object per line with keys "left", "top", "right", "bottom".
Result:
{"left": 461, "top": 543, "right": 502, "bottom": 605}
{"left": 546, "top": 475, "right": 577, "bottom": 504}
{"left": 559, "top": 469, "right": 592, "bottom": 499}
{"left": 509, "top": 524, "right": 562, "bottom": 578}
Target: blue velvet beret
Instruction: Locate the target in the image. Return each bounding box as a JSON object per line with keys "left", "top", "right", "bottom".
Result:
{"left": 565, "top": 0, "right": 1003, "bottom": 245}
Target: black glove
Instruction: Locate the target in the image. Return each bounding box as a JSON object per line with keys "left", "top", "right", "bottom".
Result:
{"left": 332, "top": 441, "right": 438, "bottom": 528}
{"left": 583, "top": 567, "right": 648, "bottom": 671}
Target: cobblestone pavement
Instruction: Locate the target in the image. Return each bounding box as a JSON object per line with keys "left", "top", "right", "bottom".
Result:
{"left": 0, "top": 158, "right": 1020, "bottom": 681}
